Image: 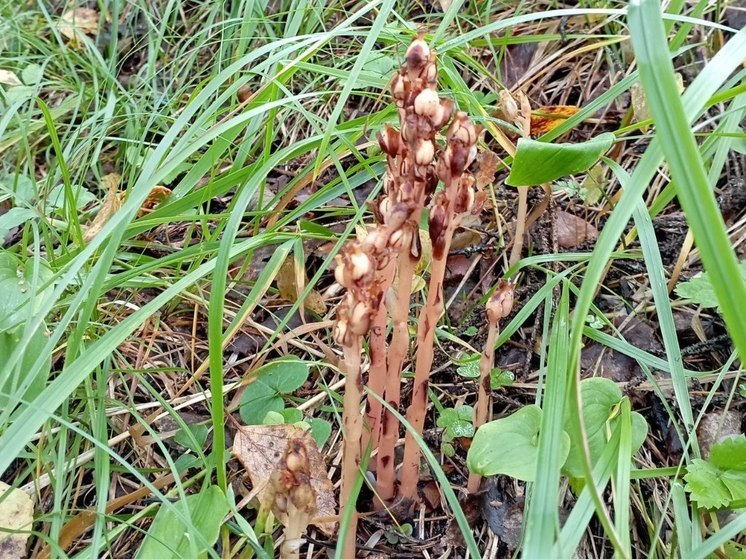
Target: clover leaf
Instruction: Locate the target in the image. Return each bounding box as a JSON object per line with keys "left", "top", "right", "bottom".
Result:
{"left": 685, "top": 435, "right": 746, "bottom": 509}
{"left": 437, "top": 405, "right": 474, "bottom": 457}
{"left": 239, "top": 357, "right": 309, "bottom": 425}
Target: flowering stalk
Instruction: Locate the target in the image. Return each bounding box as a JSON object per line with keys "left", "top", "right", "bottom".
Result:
{"left": 374, "top": 37, "right": 453, "bottom": 504}
{"left": 467, "top": 280, "right": 514, "bottom": 493}
{"left": 399, "top": 112, "right": 482, "bottom": 504}
{"left": 333, "top": 243, "right": 380, "bottom": 557}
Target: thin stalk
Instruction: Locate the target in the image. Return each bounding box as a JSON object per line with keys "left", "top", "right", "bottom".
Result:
{"left": 377, "top": 229, "right": 419, "bottom": 503}
{"left": 340, "top": 337, "right": 362, "bottom": 559}
{"left": 467, "top": 320, "right": 498, "bottom": 493}
{"left": 399, "top": 219, "right": 456, "bottom": 502}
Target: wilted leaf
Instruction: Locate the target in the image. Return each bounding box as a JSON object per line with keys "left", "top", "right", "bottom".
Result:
{"left": 555, "top": 209, "right": 598, "bottom": 248}
{"left": 232, "top": 423, "right": 336, "bottom": 536}
{"left": 530, "top": 105, "right": 581, "bottom": 137}
{"left": 0, "top": 70, "right": 22, "bottom": 87}
{"left": 83, "top": 174, "right": 122, "bottom": 242}
{"left": 57, "top": 8, "right": 99, "bottom": 41}
{"left": 0, "top": 481, "right": 34, "bottom": 559}
{"left": 276, "top": 255, "right": 326, "bottom": 314}
{"left": 136, "top": 185, "right": 170, "bottom": 217}
{"left": 631, "top": 73, "right": 683, "bottom": 131}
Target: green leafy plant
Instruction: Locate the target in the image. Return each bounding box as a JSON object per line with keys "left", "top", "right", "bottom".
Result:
{"left": 467, "top": 377, "right": 646, "bottom": 484}
{"left": 436, "top": 404, "right": 475, "bottom": 458}
{"left": 468, "top": 405, "right": 570, "bottom": 482}
{"left": 238, "top": 357, "right": 310, "bottom": 425}
{"left": 684, "top": 435, "right": 746, "bottom": 510}
{"left": 136, "top": 485, "right": 228, "bottom": 559}
{"left": 675, "top": 260, "right": 746, "bottom": 309}
{"left": 261, "top": 409, "right": 332, "bottom": 448}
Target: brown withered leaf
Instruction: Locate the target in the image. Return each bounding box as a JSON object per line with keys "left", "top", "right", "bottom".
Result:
{"left": 136, "top": 185, "right": 171, "bottom": 218}
{"left": 57, "top": 8, "right": 100, "bottom": 41}
{"left": 84, "top": 174, "right": 122, "bottom": 242}
{"left": 276, "top": 256, "right": 326, "bottom": 315}
{"left": 530, "top": 105, "right": 581, "bottom": 137}
{"left": 475, "top": 150, "right": 500, "bottom": 189}
{"left": 0, "top": 481, "right": 33, "bottom": 559}
{"left": 232, "top": 424, "right": 337, "bottom": 536}
{"left": 555, "top": 209, "right": 598, "bottom": 248}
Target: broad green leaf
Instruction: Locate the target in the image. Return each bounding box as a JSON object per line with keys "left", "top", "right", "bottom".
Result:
{"left": 506, "top": 132, "right": 615, "bottom": 186}
{"left": 238, "top": 357, "right": 310, "bottom": 425}
{"left": 467, "top": 405, "right": 570, "bottom": 482}
{"left": 710, "top": 435, "right": 746, "bottom": 471}
{"left": 279, "top": 407, "right": 303, "bottom": 424}
{"left": 562, "top": 377, "right": 647, "bottom": 480}
{"left": 309, "top": 418, "right": 332, "bottom": 448}
{"left": 136, "top": 485, "right": 228, "bottom": 559}
{"left": 173, "top": 424, "right": 208, "bottom": 453}
{"left": 675, "top": 261, "right": 746, "bottom": 309}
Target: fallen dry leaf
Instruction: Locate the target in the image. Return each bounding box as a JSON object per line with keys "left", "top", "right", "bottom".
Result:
{"left": 84, "top": 174, "right": 122, "bottom": 242}
{"left": 232, "top": 423, "right": 336, "bottom": 536}
{"left": 0, "top": 482, "right": 33, "bottom": 559}
{"left": 57, "top": 8, "right": 100, "bottom": 41}
{"left": 436, "top": 0, "right": 453, "bottom": 9}
{"left": 631, "top": 73, "right": 684, "bottom": 131}
{"left": 555, "top": 209, "right": 598, "bottom": 248}
{"left": 0, "top": 70, "right": 22, "bottom": 87}
{"left": 277, "top": 256, "right": 327, "bottom": 315}
{"left": 136, "top": 185, "right": 171, "bottom": 217}
{"left": 530, "top": 105, "right": 581, "bottom": 137}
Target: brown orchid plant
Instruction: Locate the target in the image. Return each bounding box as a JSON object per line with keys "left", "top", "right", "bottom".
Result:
{"left": 332, "top": 36, "right": 513, "bottom": 556}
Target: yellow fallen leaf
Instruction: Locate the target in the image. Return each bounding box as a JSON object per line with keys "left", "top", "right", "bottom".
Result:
{"left": 57, "top": 8, "right": 100, "bottom": 41}
{"left": 277, "top": 255, "right": 326, "bottom": 315}
{"left": 136, "top": 185, "right": 171, "bottom": 218}
{"left": 530, "top": 105, "right": 581, "bottom": 137}
{"left": 0, "top": 481, "right": 34, "bottom": 559}
{"left": 83, "top": 174, "right": 122, "bottom": 242}
{"left": 631, "top": 73, "right": 684, "bottom": 131}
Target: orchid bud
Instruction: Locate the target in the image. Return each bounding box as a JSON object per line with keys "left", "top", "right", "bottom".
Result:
{"left": 334, "top": 255, "right": 349, "bottom": 287}
{"left": 414, "top": 88, "right": 439, "bottom": 117}
{"left": 290, "top": 483, "right": 315, "bottom": 510}
{"left": 349, "top": 301, "right": 371, "bottom": 335}
{"left": 454, "top": 183, "right": 475, "bottom": 214}
{"left": 433, "top": 99, "right": 454, "bottom": 129}
{"left": 349, "top": 248, "right": 372, "bottom": 281}
{"left": 377, "top": 124, "right": 401, "bottom": 157}
{"left": 425, "top": 61, "right": 438, "bottom": 85}
{"left": 391, "top": 72, "right": 406, "bottom": 100}
{"left": 486, "top": 281, "right": 515, "bottom": 324}
{"left": 388, "top": 228, "right": 406, "bottom": 249}
{"left": 499, "top": 90, "right": 519, "bottom": 122}
{"left": 414, "top": 139, "right": 435, "bottom": 165}
{"left": 405, "top": 38, "right": 430, "bottom": 69}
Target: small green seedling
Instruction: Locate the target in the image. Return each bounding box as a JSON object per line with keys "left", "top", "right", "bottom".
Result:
{"left": 489, "top": 368, "right": 514, "bottom": 389}
{"left": 455, "top": 353, "right": 480, "bottom": 379}
{"left": 437, "top": 404, "right": 475, "bottom": 458}
{"left": 684, "top": 434, "right": 746, "bottom": 510}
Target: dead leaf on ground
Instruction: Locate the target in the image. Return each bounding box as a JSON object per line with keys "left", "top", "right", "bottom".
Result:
{"left": 232, "top": 423, "right": 337, "bottom": 536}
{"left": 555, "top": 209, "right": 598, "bottom": 248}
{"left": 530, "top": 105, "right": 581, "bottom": 137}
{"left": 0, "top": 481, "right": 33, "bottom": 559}
{"left": 277, "top": 255, "right": 327, "bottom": 315}
{"left": 436, "top": 0, "right": 453, "bottom": 10}
{"left": 136, "top": 185, "right": 171, "bottom": 217}
{"left": 57, "top": 8, "right": 100, "bottom": 41}
{"left": 631, "top": 73, "right": 684, "bottom": 131}
{"left": 0, "top": 70, "right": 22, "bottom": 87}
{"left": 84, "top": 174, "right": 122, "bottom": 242}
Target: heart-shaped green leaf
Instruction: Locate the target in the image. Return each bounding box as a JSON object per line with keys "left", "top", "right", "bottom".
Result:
{"left": 239, "top": 357, "right": 309, "bottom": 425}
{"left": 467, "top": 405, "right": 570, "bottom": 482}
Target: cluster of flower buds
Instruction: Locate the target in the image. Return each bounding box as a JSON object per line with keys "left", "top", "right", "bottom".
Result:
{"left": 270, "top": 437, "right": 316, "bottom": 526}
{"left": 333, "top": 242, "right": 383, "bottom": 346}
{"left": 429, "top": 111, "right": 483, "bottom": 259}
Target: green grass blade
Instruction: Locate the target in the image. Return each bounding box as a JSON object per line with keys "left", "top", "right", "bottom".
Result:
{"left": 628, "top": 0, "right": 746, "bottom": 365}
